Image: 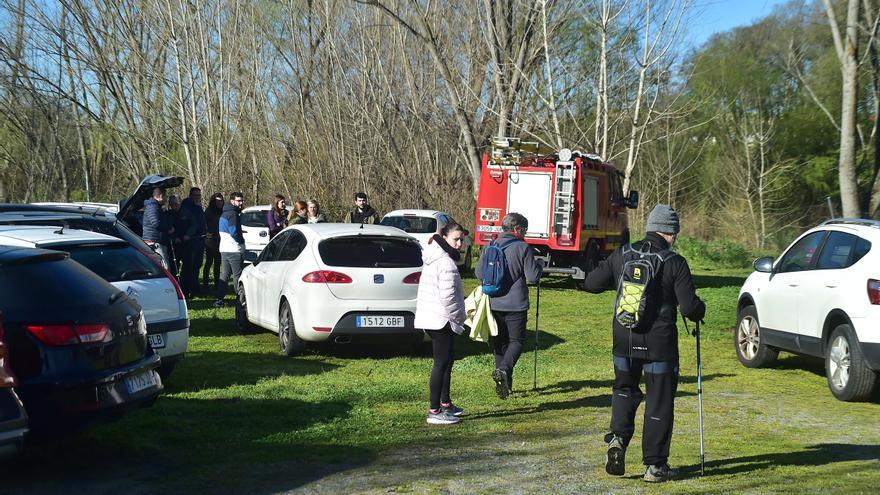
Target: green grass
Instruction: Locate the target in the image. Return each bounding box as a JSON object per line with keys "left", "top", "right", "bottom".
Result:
{"left": 3, "top": 268, "right": 879, "bottom": 494}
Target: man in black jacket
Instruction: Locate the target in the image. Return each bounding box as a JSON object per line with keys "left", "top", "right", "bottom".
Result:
{"left": 584, "top": 204, "right": 705, "bottom": 483}
{"left": 343, "top": 192, "right": 379, "bottom": 224}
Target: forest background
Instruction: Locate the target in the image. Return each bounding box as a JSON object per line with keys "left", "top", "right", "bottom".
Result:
{"left": 2, "top": 0, "right": 880, "bottom": 251}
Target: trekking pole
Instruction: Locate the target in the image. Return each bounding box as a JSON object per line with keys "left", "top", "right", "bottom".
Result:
{"left": 533, "top": 277, "right": 540, "bottom": 391}
{"left": 696, "top": 319, "right": 705, "bottom": 476}
{"left": 682, "top": 315, "right": 705, "bottom": 476}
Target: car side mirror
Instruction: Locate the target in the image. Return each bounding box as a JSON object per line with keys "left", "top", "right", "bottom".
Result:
{"left": 753, "top": 256, "right": 774, "bottom": 273}
{"left": 626, "top": 191, "right": 639, "bottom": 209}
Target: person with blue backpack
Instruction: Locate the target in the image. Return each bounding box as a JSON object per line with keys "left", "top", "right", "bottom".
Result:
{"left": 475, "top": 212, "right": 543, "bottom": 399}
{"left": 583, "top": 204, "right": 705, "bottom": 483}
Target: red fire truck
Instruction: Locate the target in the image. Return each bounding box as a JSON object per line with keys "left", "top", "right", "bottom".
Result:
{"left": 473, "top": 137, "right": 639, "bottom": 287}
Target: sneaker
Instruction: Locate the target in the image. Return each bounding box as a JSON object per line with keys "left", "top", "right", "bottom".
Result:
{"left": 212, "top": 299, "right": 224, "bottom": 308}
{"left": 426, "top": 409, "right": 460, "bottom": 425}
{"left": 492, "top": 368, "right": 510, "bottom": 399}
{"left": 643, "top": 463, "right": 678, "bottom": 483}
{"left": 605, "top": 435, "right": 626, "bottom": 476}
{"left": 440, "top": 403, "right": 464, "bottom": 417}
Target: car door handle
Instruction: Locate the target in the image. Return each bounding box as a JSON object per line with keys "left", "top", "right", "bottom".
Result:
{"left": 825, "top": 281, "right": 839, "bottom": 288}
{"left": 259, "top": 231, "right": 267, "bottom": 237}
{"left": 788, "top": 283, "right": 799, "bottom": 287}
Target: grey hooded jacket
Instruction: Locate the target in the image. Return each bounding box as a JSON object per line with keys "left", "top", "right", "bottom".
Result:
{"left": 475, "top": 232, "right": 543, "bottom": 312}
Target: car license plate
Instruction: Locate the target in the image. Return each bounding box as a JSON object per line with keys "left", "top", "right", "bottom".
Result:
{"left": 124, "top": 370, "right": 158, "bottom": 395}
{"left": 356, "top": 315, "right": 405, "bottom": 328}
{"left": 148, "top": 334, "right": 166, "bottom": 349}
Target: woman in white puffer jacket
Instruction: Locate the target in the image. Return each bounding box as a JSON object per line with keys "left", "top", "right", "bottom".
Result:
{"left": 415, "top": 222, "right": 467, "bottom": 425}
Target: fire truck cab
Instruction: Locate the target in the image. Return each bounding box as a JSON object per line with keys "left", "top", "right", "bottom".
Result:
{"left": 474, "top": 137, "right": 639, "bottom": 287}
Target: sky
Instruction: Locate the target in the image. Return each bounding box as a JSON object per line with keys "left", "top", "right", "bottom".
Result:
{"left": 687, "top": 0, "right": 792, "bottom": 48}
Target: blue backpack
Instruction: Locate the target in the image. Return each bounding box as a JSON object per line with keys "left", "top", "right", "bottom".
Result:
{"left": 479, "top": 238, "right": 518, "bottom": 296}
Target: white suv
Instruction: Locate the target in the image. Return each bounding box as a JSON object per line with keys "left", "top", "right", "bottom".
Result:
{"left": 0, "top": 226, "right": 189, "bottom": 379}
{"left": 736, "top": 219, "right": 880, "bottom": 401}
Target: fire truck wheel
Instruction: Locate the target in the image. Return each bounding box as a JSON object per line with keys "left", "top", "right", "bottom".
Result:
{"left": 576, "top": 242, "right": 600, "bottom": 291}
{"left": 459, "top": 247, "right": 473, "bottom": 274}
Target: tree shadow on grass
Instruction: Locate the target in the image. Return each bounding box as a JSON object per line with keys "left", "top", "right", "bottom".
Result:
{"left": 692, "top": 274, "right": 747, "bottom": 289}
{"left": 678, "top": 443, "right": 880, "bottom": 479}
{"left": 165, "top": 351, "right": 339, "bottom": 394}
{"left": 0, "top": 396, "right": 364, "bottom": 494}
{"left": 311, "top": 328, "right": 565, "bottom": 361}
{"left": 532, "top": 373, "right": 734, "bottom": 396}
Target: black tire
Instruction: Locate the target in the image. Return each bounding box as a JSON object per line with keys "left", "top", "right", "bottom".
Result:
{"left": 157, "top": 360, "right": 177, "bottom": 381}
{"left": 458, "top": 247, "right": 473, "bottom": 274}
{"left": 278, "top": 300, "right": 306, "bottom": 357}
{"left": 575, "top": 241, "right": 600, "bottom": 291}
{"left": 735, "top": 305, "right": 778, "bottom": 368}
{"left": 235, "top": 285, "right": 258, "bottom": 334}
{"left": 826, "top": 324, "right": 877, "bottom": 402}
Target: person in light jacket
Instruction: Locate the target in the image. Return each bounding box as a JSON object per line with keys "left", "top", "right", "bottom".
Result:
{"left": 415, "top": 222, "right": 468, "bottom": 425}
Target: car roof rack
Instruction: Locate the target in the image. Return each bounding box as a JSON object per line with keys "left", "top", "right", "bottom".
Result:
{"left": 820, "top": 218, "right": 880, "bottom": 229}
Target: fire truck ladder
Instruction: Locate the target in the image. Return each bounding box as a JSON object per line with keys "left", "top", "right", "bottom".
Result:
{"left": 553, "top": 159, "right": 576, "bottom": 245}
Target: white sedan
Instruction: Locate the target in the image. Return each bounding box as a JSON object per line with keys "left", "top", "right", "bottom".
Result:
{"left": 236, "top": 224, "right": 424, "bottom": 355}
{"left": 380, "top": 209, "right": 472, "bottom": 270}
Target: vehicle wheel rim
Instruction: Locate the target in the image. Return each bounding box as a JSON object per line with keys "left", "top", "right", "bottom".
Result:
{"left": 280, "top": 307, "right": 290, "bottom": 350}
{"left": 829, "top": 335, "right": 851, "bottom": 390}
{"left": 737, "top": 316, "right": 760, "bottom": 360}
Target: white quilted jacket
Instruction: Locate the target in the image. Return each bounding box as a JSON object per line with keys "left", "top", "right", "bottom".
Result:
{"left": 414, "top": 239, "right": 466, "bottom": 334}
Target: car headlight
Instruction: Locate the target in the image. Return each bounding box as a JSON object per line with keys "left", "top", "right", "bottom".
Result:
{"left": 137, "top": 310, "right": 147, "bottom": 336}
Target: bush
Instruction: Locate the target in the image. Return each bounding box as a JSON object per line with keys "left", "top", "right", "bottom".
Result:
{"left": 674, "top": 236, "right": 756, "bottom": 269}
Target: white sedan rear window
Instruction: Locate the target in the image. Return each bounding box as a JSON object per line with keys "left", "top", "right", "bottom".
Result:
{"left": 319, "top": 236, "right": 422, "bottom": 268}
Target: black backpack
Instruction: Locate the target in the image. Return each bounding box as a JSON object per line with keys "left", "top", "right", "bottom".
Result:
{"left": 613, "top": 244, "right": 672, "bottom": 331}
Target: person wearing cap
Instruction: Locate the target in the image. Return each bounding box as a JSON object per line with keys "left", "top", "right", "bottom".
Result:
{"left": 583, "top": 204, "right": 706, "bottom": 483}
{"left": 343, "top": 192, "right": 379, "bottom": 224}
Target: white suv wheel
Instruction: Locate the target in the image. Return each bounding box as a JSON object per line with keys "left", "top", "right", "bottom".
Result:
{"left": 827, "top": 335, "right": 851, "bottom": 391}
{"left": 735, "top": 305, "right": 778, "bottom": 368}
{"left": 738, "top": 316, "right": 760, "bottom": 360}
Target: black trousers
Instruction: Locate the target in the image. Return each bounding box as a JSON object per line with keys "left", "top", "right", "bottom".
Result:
{"left": 203, "top": 240, "right": 221, "bottom": 287}
{"left": 605, "top": 355, "right": 678, "bottom": 466}
{"left": 491, "top": 310, "right": 528, "bottom": 390}
{"left": 180, "top": 239, "right": 204, "bottom": 297}
{"left": 428, "top": 325, "right": 455, "bottom": 410}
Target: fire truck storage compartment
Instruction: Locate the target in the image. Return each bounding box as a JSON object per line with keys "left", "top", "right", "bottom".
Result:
{"left": 583, "top": 175, "right": 599, "bottom": 229}
{"left": 507, "top": 171, "right": 552, "bottom": 238}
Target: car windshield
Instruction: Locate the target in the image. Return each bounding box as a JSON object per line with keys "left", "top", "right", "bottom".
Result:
{"left": 61, "top": 243, "right": 164, "bottom": 282}
{"left": 241, "top": 211, "right": 268, "bottom": 228}
{"left": 318, "top": 236, "right": 422, "bottom": 268}
{"left": 380, "top": 216, "right": 437, "bottom": 234}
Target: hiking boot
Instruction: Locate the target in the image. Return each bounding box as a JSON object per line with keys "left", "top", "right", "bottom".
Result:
{"left": 212, "top": 299, "right": 225, "bottom": 308}
{"left": 426, "top": 409, "right": 460, "bottom": 425}
{"left": 441, "top": 402, "right": 464, "bottom": 417}
{"left": 605, "top": 435, "right": 626, "bottom": 476}
{"left": 643, "top": 463, "right": 678, "bottom": 483}
{"left": 492, "top": 368, "right": 510, "bottom": 399}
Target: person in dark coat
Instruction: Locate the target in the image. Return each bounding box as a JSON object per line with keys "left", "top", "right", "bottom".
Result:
{"left": 584, "top": 204, "right": 706, "bottom": 483}
{"left": 474, "top": 212, "right": 543, "bottom": 399}
{"left": 180, "top": 187, "right": 207, "bottom": 297}
{"left": 203, "top": 192, "right": 224, "bottom": 289}
{"left": 166, "top": 194, "right": 187, "bottom": 278}
{"left": 142, "top": 187, "right": 172, "bottom": 268}
{"left": 267, "top": 194, "right": 288, "bottom": 238}
{"left": 287, "top": 200, "right": 309, "bottom": 225}
{"left": 343, "top": 192, "right": 379, "bottom": 224}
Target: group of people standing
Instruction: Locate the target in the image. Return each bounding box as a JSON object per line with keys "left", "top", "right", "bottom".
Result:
{"left": 266, "top": 196, "right": 328, "bottom": 238}
{"left": 140, "top": 187, "right": 385, "bottom": 308}
{"left": 413, "top": 204, "right": 705, "bottom": 484}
